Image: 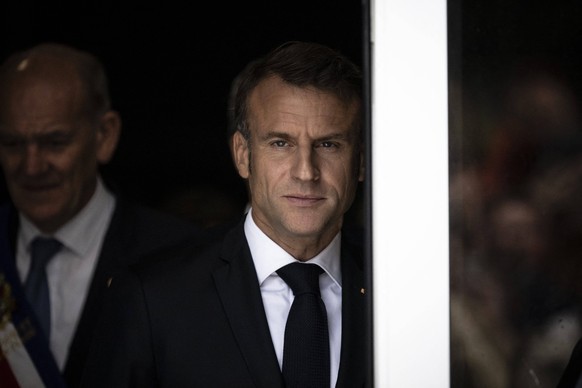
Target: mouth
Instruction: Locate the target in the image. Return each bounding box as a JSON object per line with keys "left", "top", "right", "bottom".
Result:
{"left": 17, "top": 181, "right": 60, "bottom": 192}
{"left": 284, "top": 195, "right": 325, "bottom": 206}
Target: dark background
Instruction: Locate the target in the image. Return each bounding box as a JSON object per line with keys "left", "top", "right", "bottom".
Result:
{"left": 0, "top": 1, "right": 364, "bottom": 225}
{"left": 2, "top": 1, "right": 582, "bottom": 226}
{"left": 459, "top": 0, "right": 582, "bottom": 104}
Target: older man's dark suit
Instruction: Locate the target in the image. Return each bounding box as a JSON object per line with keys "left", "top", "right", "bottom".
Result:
{"left": 82, "top": 218, "right": 369, "bottom": 388}
{"left": 1, "top": 198, "right": 199, "bottom": 388}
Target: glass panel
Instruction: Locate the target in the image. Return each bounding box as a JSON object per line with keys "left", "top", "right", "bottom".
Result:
{"left": 449, "top": 2, "right": 582, "bottom": 387}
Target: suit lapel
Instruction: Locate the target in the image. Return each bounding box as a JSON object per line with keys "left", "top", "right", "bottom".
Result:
{"left": 65, "top": 197, "right": 198, "bottom": 385}
{"left": 63, "top": 199, "right": 131, "bottom": 384}
{"left": 336, "top": 234, "right": 370, "bottom": 388}
{"left": 213, "top": 224, "right": 285, "bottom": 388}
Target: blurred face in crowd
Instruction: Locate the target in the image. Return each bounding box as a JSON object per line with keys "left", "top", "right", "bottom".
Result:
{"left": 233, "top": 76, "right": 364, "bottom": 260}
{"left": 0, "top": 65, "right": 119, "bottom": 233}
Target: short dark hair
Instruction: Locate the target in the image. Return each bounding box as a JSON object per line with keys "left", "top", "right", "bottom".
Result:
{"left": 233, "top": 41, "right": 362, "bottom": 140}
{"left": 0, "top": 43, "right": 112, "bottom": 121}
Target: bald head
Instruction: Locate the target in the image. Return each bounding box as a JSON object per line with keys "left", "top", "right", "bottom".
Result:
{"left": 0, "top": 43, "right": 111, "bottom": 122}
{"left": 0, "top": 43, "right": 121, "bottom": 233}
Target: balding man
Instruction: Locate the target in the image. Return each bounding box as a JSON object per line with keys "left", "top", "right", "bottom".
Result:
{"left": 0, "top": 43, "right": 199, "bottom": 387}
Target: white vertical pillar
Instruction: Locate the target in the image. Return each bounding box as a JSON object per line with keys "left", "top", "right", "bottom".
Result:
{"left": 370, "top": 1, "right": 450, "bottom": 387}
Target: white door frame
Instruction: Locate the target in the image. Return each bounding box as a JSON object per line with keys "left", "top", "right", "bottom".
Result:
{"left": 370, "top": 1, "right": 450, "bottom": 386}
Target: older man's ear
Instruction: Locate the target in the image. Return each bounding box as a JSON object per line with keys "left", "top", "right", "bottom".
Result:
{"left": 96, "top": 110, "right": 121, "bottom": 164}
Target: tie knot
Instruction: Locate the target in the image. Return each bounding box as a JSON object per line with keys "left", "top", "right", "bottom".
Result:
{"left": 277, "top": 262, "right": 323, "bottom": 296}
{"left": 30, "top": 237, "right": 62, "bottom": 266}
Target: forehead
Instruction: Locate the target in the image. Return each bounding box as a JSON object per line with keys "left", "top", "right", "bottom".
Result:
{"left": 247, "top": 76, "right": 359, "bottom": 135}
{"left": 0, "top": 73, "right": 85, "bottom": 130}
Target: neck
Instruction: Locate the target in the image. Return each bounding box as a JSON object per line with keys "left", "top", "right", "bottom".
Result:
{"left": 261, "top": 226, "right": 340, "bottom": 262}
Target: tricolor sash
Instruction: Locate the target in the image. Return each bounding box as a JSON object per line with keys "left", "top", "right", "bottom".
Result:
{"left": 0, "top": 205, "right": 66, "bottom": 388}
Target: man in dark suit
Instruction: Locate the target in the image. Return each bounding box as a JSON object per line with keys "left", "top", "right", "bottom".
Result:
{"left": 82, "top": 41, "right": 369, "bottom": 387}
{"left": 0, "top": 43, "right": 199, "bottom": 387}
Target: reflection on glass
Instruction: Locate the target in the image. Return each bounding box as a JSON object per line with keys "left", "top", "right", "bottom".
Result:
{"left": 449, "top": 2, "right": 582, "bottom": 387}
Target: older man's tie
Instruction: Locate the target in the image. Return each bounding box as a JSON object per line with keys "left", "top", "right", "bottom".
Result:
{"left": 24, "top": 237, "right": 62, "bottom": 338}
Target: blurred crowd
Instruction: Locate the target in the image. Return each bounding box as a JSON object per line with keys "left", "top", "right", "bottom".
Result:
{"left": 450, "top": 60, "right": 582, "bottom": 387}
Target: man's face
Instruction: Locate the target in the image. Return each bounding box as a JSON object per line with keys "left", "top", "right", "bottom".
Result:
{"left": 0, "top": 75, "right": 104, "bottom": 233}
{"left": 233, "top": 76, "right": 364, "bottom": 257}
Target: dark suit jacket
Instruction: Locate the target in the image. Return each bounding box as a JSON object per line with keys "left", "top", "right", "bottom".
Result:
{"left": 558, "top": 338, "right": 582, "bottom": 388}
{"left": 81, "top": 219, "right": 370, "bottom": 388}
{"left": 2, "top": 198, "right": 200, "bottom": 388}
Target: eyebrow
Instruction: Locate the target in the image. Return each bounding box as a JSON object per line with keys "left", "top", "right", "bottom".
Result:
{"left": 261, "top": 131, "right": 350, "bottom": 142}
{"left": 314, "top": 133, "right": 350, "bottom": 142}
{"left": 0, "top": 127, "right": 73, "bottom": 142}
{"left": 261, "top": 131, "right": 290, "bottom": 140}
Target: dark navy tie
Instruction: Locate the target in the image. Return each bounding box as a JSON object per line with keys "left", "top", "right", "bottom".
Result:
{"left": 25, "top": 237, "right": 62, "bottom": 338}
{"left": 277, "top": 262, "right": 330, "bottom": 388}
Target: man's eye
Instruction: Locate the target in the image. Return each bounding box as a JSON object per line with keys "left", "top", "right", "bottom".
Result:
{"left": 319, "top": 141, "right": 337, "bottom": 148}
{"left": 0, "top": 139, "right": 23, "bottom": 148}
{"left": 41, "top": 138, "right": 69, "bottom": 149}
{"left": 272, "top": 140, "right": 288, "bottom": 147}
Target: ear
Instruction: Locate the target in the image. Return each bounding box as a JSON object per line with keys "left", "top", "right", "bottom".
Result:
{"left": 232, "top": 131, "right": 250, "bottom": 179}
{"left": 358, "top": 146, "right": 365, "bottom": 182}
{"left": 96, "top": 111, "right": 121, "bottom": 164}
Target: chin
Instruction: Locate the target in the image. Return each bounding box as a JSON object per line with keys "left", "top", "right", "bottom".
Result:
{"left": 285, "top": 219, "right": 327, "bottom": 238}
{"left": 22, "top": 205, "right": 65, "bottom": 229}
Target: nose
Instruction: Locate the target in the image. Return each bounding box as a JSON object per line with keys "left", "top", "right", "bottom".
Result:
{"left": 22, "top": 143, "right": 47, "bottom": 176}
{"left": 292, "top": 146, "right": 320, "bottom": 182}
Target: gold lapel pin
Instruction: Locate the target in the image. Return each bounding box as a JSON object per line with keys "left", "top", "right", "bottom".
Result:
{"left": 107, "top": 277, "right": 113, "bottom": 288}
{"left": 360, "top": 288, "right": 366, "bottom": 295}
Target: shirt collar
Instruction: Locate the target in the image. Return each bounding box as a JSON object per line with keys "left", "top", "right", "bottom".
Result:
{"left": 244, "top": 208, "right": 342, "bottom": 287}
{"left": 20, "top": 178, "right": 116, "bottom": 257}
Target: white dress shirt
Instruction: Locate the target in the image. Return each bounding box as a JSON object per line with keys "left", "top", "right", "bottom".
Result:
{"left": 16, "top": 179, "right": 116, "bottom": 369}
{"left": 244, "top": 209, "right": 342, "bottom": 388}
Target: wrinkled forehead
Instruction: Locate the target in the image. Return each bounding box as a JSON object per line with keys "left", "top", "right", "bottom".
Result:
{"left": 0, "top": 66, "right": 85, "bottom": 121}
{"left": 248, "top": 76, "right": 362, "bottom": 137}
